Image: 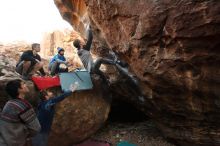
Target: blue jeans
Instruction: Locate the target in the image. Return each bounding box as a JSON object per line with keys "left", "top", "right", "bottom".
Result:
{"left": 32, "top": 133, "right": 49, "bottom": 146}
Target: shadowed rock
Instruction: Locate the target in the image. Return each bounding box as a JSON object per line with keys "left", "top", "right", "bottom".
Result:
{"left": 54, "top": 0, "right": 220, "bottom": 145}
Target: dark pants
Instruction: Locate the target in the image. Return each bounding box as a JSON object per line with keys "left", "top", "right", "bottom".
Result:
{"left": 32, "top": 133, "right": 49, "bottom": 146}
{"left": 91, "top": 58, "right": 115, "bottom": 83}
{"left": 49, "top": 61, "right": 68, "bottom": 75}
{"left": 115, "top": 64, "right": 143, "bottom": 96}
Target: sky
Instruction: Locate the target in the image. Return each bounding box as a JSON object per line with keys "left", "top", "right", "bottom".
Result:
{"left": 0, "top": 0, "right": 72, "bottom": 43}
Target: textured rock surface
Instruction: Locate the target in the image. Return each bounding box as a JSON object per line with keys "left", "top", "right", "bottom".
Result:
{"left": 41, "top": 29, "right": 74, "bottom": 57}
{"left": 40, "top": 29, "right": 84, "bottom": 69}
{"left": 54, "top": 0, "right": 88, "bottom": 37}
{"left": 55, "top": 0, "right": 220, "bottom": 145}
{"left": 49, "top": 76, "right": 110, "bottom": 146}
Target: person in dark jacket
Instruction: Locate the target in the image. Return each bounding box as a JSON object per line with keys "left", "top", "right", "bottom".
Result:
{"left": 16, "top": 43, "right": 46, "bottom": 80}
{"left": 48, "top": 47, "right": 70, "bottom": 76}
{"left": 0, "top": 79, "right": 41, "bottom": 146}
{"left": 32, "top": 83, "right": 78, "bottom": 146}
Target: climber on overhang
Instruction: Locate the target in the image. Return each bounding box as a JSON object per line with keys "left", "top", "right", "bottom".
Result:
{"left": 16, "top": 43, "right": 47, "bottom": 80}
{"left": 72, "top": 25, "right": 126, "bottom": 83}
{"left": 48, "top": 47, "right": 73, "bottom": 76}
{"left": 72, "top": 25, "right": 144, "bottom": 99}
{"left": 109, "top": 51, "right": 145, "bottom": 101}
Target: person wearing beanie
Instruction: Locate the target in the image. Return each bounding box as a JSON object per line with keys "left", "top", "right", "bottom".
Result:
{"left": 48, "top": 47, "right": 70, "bottom": 76}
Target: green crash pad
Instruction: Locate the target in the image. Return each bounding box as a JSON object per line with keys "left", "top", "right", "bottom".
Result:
{"left": 116, "top": 141, "right": 136, "bottom": 146}
{"left": 59, "top": 70, "right": 93, "bottom": 91}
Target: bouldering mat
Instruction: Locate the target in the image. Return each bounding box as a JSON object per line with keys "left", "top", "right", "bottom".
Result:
{"left": 59, "top": 70, "right": 93, "bottom": 91}
{"left": 31, "top": 76, "right": 60, "bottom": 90}
{"left": 73, "top": 139, "right": 111, "bottom": 146}
{"left": 116, "top": 141, "right": 136, "bottom": 146}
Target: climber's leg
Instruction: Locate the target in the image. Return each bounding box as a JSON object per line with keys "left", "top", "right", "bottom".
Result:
{"left": 93, "top": 58, "right": 115, "bottom": 71}
{"left": 92, "top": 58, "right": 115, "bottom": 84}
{"left": 115, "top": 64, "right": 144, "bottom": 97}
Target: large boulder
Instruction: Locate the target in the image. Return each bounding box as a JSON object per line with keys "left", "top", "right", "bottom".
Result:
{"left": 49, "top": 76, "right": 110, "bottom": 146}
{"left": 54, "top": 0, "right": 220, "bottom": 145}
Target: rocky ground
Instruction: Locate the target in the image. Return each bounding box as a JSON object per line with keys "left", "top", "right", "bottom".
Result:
{"left": 90, "top": 101, "right": 175, "bottom": 146}
{"left": 92, "top": 121, "right": 175, "bottom": 146}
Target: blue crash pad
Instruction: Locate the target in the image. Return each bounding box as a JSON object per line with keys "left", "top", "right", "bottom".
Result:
{"left": 117, "top": 141, "right": 136, "bottom": 146}
{"left": 59, "top": 70, "right": 93, "bottom": 91}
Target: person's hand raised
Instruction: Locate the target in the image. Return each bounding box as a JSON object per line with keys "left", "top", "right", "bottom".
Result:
{"left": 69, "top": 82, "right": 79, "bottom": 92}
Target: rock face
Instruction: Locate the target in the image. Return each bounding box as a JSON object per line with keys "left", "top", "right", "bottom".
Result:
{"left": 54, "top": 0, "right": 220, "bottom": 145}
{"left": 41, "top": 29, "right": 74, "bottom": 57}
{"left": 54, "top": 0, "right": 88, "bottom": 37}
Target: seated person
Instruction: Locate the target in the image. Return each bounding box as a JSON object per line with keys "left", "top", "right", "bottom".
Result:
{"left": 49, "top": 47, "right": 70, "bottom": 75}
{"left": 16, "top": 43, "right": 46, "bottom": 80}
{"left": 32, "top": 83, "right": 78, "bottom": 146}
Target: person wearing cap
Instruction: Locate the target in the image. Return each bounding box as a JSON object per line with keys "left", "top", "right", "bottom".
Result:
{"left": 48, "top": 47, "right": 69, "bottom": 76}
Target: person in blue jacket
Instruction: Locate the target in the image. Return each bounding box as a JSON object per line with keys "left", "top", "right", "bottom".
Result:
{"left": 49, "top": 47, "right": 70, "bottom": 76}
{"left": 32, "top": 83, "right": 78, "bottom": 146}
